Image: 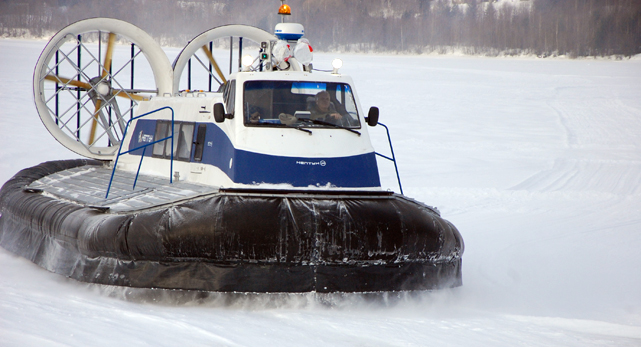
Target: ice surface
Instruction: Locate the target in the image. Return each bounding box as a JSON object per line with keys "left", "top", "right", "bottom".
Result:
{"left": 1, "top": 38, "right": 641, "bottom": 346}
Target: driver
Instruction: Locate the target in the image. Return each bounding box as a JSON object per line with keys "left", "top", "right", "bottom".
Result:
{"left": 308, "top": 91, "right": 344, "bottom": 124}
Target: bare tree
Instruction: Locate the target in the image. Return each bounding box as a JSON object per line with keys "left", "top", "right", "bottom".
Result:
{"left": 2, "top": 0, "right": 639, "bottom": 57}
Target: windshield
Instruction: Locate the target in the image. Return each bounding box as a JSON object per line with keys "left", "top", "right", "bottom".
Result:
{"left": 244, "top": 81, "right": 360, "bottom": 128}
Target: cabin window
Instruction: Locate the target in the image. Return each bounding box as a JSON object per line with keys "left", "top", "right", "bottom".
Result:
{"left": 193, "top": 124, "right": 207, "bottom": 162}
{"left": 152, "top": 121, "right": 195, "bottom": 161}
{"left": 152, "top": 122, "right": 169, "bottom": 157}
{"left": 220, "top": 80, "right": 236, "bottom": 116}
{"left": 176, "top": 123, "right": 194, "bottom": 160}
{"left": 243, "top": 81, "right": 360, "bottom": 128}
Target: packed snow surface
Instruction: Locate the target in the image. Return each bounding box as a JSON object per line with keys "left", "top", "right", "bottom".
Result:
{"left": 1, "top": 39, "right": 641, "bottom": 346}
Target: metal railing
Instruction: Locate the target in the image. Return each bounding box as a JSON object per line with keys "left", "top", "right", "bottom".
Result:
{"left": 374, "top": 122, "right": 403, "bottom": 195}
{"left": 105, "top": 106, "right": 175, "bottom": 198}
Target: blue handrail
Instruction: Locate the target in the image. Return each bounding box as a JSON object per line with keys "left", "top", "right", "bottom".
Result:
{"left": 105, "top": 106, "right": 174, "bottom": 199}
{"left": 374, "top": 122, "right": 403, "bottom": 195}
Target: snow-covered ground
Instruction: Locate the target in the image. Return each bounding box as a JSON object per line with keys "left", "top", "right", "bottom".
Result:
{"left": 1, "top": 38, "right": 641, "bottom": 346}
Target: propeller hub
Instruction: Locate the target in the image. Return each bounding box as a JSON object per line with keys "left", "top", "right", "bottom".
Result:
{"left": 96, "top": 82, "right": 110, "bottom": 96}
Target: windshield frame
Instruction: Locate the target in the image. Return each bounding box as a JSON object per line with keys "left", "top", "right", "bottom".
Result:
{"left": 242, "top": 80, "right": 361, "bottom": 129}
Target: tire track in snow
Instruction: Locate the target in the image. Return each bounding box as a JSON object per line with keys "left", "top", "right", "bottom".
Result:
{"left": 510, "top": 157, "right": 641, "bottom": 196}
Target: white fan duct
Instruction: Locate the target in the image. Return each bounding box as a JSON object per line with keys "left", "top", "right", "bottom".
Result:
{"left": 172, "top": 25, "right": 277, "bottom": 94}
{"left": 33, "top": 18, "right": 173, "bottom": 159}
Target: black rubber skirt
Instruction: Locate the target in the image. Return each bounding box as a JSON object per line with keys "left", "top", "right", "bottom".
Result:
{"left": 0, "top": 160, "right": 464, "bottom": 292}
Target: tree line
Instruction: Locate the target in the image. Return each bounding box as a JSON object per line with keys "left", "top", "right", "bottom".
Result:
{"left": 1, "top": 0, "right": 640, "bottom": 57}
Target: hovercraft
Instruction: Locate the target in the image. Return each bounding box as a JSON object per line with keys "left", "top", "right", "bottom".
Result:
{"left": 0, "top": 7, "right": 463, "bottom": 293}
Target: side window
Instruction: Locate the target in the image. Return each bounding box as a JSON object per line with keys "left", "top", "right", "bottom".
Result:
{"left": 193, "top": 124, "right": 207, "bottom": 162}
{"left": 152, "top": 122, "right": 169, "bottom": 156}
{"left": 332, "top": 83, "right": 358, "bottom": 122}
{"left": 222, "top": 80, "right": 236, "bottom": 115}
{"left": 163, "top": 122, "right": 180, "bottom": 157}
{"left": 152, "top": 121, "right": 195, "bottom": 161}
{"left": 334, "top": 85, "right": 342, "bottom": 105}
{"left": 176, "top": 123, "right": 194, "bottom": 161}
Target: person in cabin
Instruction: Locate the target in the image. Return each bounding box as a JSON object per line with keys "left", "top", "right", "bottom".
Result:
{"left": 249, "top": 109, "right": 262, "bottom": 124}
{"left": 247, "top": 105, "right": 264, "bottom": 124}
{"left": 308, "top": 90, "right": 344, "bottom": 124}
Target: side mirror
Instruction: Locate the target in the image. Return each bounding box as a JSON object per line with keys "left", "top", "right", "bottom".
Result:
{"left": 214, "top": 103, "right": 226, "bottom": 123}
{"left": 214, "top": 103, "right": 233, "bottom": 123}
{"left": 366, "top": 106, "right": 379, "bottom": 127}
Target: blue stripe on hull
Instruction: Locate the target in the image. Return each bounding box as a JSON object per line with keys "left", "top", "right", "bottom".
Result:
{"left": 130, "top": 120, "right": 381, "bottom": 188}
{"left": 232, "top": 150, "right": 380, "bottom": 187}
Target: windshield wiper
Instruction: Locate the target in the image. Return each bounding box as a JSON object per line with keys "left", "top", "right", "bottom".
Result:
{"left": 302, "top": 119, "right": 361, "bottom": 136}
{"left": 296, "top": 126, "right": 312, "bottom": 135}
{"left": 268, "top": 122, "right": 313, "bottom": 135}
{"left": 289, "top": 124, "right": 312, "bottom": 135}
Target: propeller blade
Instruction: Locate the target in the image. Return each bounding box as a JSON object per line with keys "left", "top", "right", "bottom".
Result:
{"left": 201, "top": 45, "right": 227, "bottom": 84}
{"left": 44, "top": 75, "right": 92, "bottom": 90}
{"left": 102, "top": 32, "right": 116, "bottom": 79}
{"left": 90, "top": 32, "right": 117, "bottom": 145}
{"left": 112, "top": 90, "right": 147, "bottom": 101}
{"left": 88, "top": 99, "right": 102, "bottom": 146}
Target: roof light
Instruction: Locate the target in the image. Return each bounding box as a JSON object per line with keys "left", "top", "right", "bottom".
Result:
{"left": 242, "top": 54, "right": 254, "bottom": 69}
{"left": 332, "top": 58, "right": 343, "bottom": 74}
{"left": 278, "top": 4, "right": 291, "bottom": 15}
